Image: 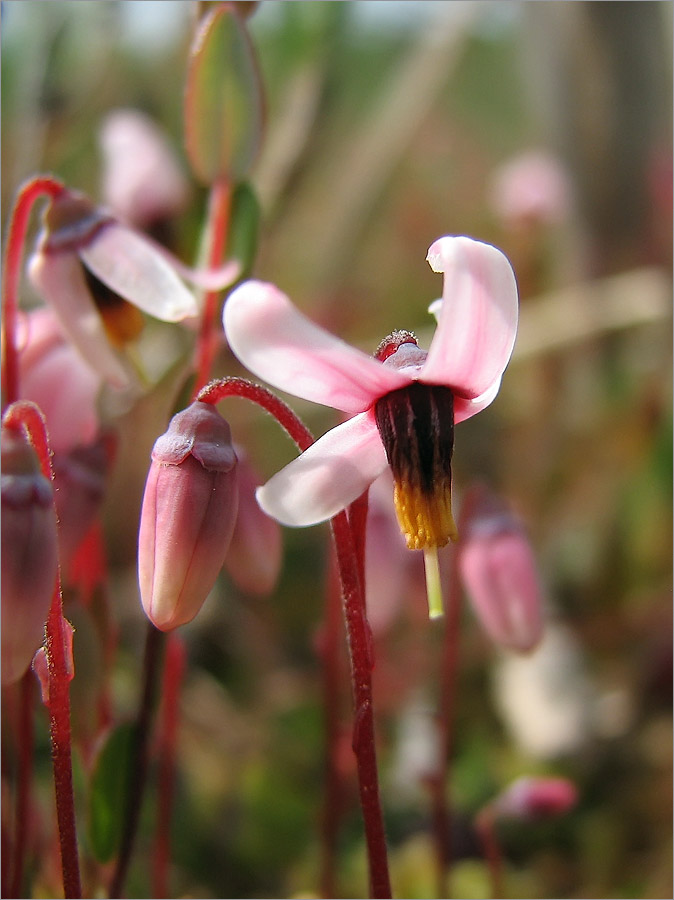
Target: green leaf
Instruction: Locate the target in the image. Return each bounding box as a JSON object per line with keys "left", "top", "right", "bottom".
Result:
{"left": 184, "top": 5, "right": 265, "bottom": 184}
{"left": 227, "top": 181, "right": 261, "bottom": 278}
{"left": 87, "top": 722, "right": 136, "bottom": 863}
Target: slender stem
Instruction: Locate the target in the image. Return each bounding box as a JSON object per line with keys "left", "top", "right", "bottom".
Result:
{"left": 428, "top": 541, "right": 462, "bottom": 899}
{"left": 198, "top": 378, "right": 391, "bottom": 897}
{"left": 1, "top": 176, "right": 65, "bottom": 409}
{"left": 476, "top": 810, "right": 504, "bottom": 899}
{"left": 193, "top": 177, "right": 232, "bottom": 394}
{"left": 331, "top": 510, "right": 391, "bottom": 898}
{"left": 152, "top": 633, "right": 186, "bottom": 900}
{"left": 3, "top": 401, "right": 81, "bottom": 899}
{"left": 9, "top": 672, "right": 35, "bottom": 899}
{"left": 108, "top": 623, "right": 166, "bottom": 899}
{"left": 318, "top": 553, "right": 346, "bottom": 900}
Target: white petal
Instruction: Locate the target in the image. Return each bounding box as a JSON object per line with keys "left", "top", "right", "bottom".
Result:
{"left": 224, "top": 280, "right": 412, "bottom": 413}
{"left": 79, "top": 221, "right": 198, "bottom": 322}
{"left": 256, "top": 411, "right": 388, "bottom": 526}
{"left": 27, "top": 251, "right": 131, "bottom": 388}
{"left": 423, "top": 235, "right": 518, "bottom": 397}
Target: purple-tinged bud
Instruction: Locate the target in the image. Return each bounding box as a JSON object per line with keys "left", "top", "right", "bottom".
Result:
{"left": 138, "top": 401, "right": 238, "bottom": 631}
{"left": 459, "top": 488, "right": 543, "bottom": 654}
{"left": 491, "top": 775, "right": 578, "bottom": 822}
{"left": 223, "top": 451, "right": 282, "bottom": 596}
{"left": 1, "top": 426, "right": 58, "bottom": 684}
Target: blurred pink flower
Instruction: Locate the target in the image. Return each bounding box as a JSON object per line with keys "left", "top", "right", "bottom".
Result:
{"left": 138, "top": 401, "right": 239, "bottom": 631}
{"left": 223, "top": 450, "right": 283, "bottom": 596}
{"left": 99, "top": 108, "right": 191, "bottom": 232}
{"left": 489, "top": 151, "right": 572, "bottom": 227}
{"left": 491, "top": 775, "right": 578, "bottom": 822}
{"left": 224, "top": 236, "right": 519, "bottom": 556}
{"left": 17, "top": 307, "right": 102, "bottom": 454}
{"left": 27, "top": 187, "right": 239, "bottom": 389}
{"left": 1, "top": 423, "right": 58, "bottom": 684}
{"left": 458, "top": 488, "right": 544, "bottom": 654}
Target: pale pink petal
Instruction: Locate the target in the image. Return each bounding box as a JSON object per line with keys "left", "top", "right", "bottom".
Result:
{"left": 256, "top": 411, "right": 388, "bottom": 526}
{"left": 423, "top": 236, "right": 518, "bottom": 398}
{"left": 454, "top": 377, "right": 502, "bottom": 425}
{"left": 224, "top": 281, "right": 413, "bottom": 413}
{"left": 27, "top": 250, "right": 131, "bottom": 388}
{"left": 79, "top": 221, "right": 199, "bottom": 322}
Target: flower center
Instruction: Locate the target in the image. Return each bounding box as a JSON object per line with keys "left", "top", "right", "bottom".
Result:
{"left": 374, "top": 382, "right": 458, "bottom": 550}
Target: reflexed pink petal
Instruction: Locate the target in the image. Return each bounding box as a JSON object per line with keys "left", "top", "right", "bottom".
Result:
{"left": 256, "top": 411, "right": 388, "bottom": 526}
{"left": 79, "top": 221, "right": 199, "bottom": 322}
{"left": 27, "top": 250, "right": 131, "bottom": 388}
{"left": 224, "top": 281, "right": 413, "bottom": 413}
{"left": 453, "top": 376, "right": 502, "bottom": 425}
{"left": 423, "top": 236, "right": 518, "bottom": 398}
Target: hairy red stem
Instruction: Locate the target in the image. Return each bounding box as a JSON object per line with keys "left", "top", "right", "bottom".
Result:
{"left": 1, "top": 176, "right": 65, "bottom": 410}
{"left": 198, "top": 377, "right": 391, "bottom": 897}
{"left": 3, "top": 401, "right": 81, "bottom": 899}
{"left": 319, "top": 553, "right": 346, "bottom": 899}
{"left": 193, "top": 177, "right": 232, "bottom": 394}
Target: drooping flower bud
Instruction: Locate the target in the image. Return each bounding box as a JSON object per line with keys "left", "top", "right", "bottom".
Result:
{"left": 138, "top": 401, "right": 238, "bottom": 631}
{"left": 490, "top": 775, "right": 578, "bottom": 822}
{"left": 1, "top": 424, "right": 58, "bottom": 684}
{"left": 459, "top": 487, "right": 544, "bottom": 653}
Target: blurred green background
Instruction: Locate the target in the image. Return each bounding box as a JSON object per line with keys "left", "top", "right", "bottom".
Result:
{"left": 2, "top": 2, "right": 672, "bottom": 898}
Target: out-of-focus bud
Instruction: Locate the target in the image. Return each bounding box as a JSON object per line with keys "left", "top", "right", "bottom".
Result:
{"left": 99, "top": 108, "right": 191, "bottom": 237}
{"left": 1, "top": 424, "right": 58, "bottom": 684}
{"left": 53, "top": 435, "right": 114, "bottom": 573}
{"left": 17, "top": 307, "right": 102, "bottom": 454}
{"left": 184, "top": 3, "right": 265, "bottom": 184}
{"left": 488, "top": 150, "right": 572, "bottom": 229}
{"left": 224, "top": 450, "right": 281, "bottom": 595}
{"left": 458, "top": 487, "right": 544, "bottom": 654}
{"left": 138, "top": 401, "right": 238, "bottom": 631}
{"left": 490, "top": 775, "right": 578, "bottom": 822}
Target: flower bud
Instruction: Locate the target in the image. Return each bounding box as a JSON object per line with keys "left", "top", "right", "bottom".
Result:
{"left": 1, "top": 426, "right": 58, "bottom": 684}
{"left": 459, "top": 488, "right": 543, "bottom": 654}
{"left": 491, "top": 775, "right": 578, "bottom": 822}
{"left": 138, "top": 401, "right": 238, "bottom": 631}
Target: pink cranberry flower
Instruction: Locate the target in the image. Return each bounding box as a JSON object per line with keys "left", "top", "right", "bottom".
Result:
{"left": 224, "top": 235, "right": 519, "bottom": 616}
{"left": 138, "top": 401, "right": 239, "bottom": 631}
{"left": 458, "top": 487, "right": 544, "bottom": 653}
{"left": 27, "top": 186, "right": 239, "bottom": 389}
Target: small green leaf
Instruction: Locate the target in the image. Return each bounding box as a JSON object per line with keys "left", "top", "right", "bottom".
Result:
{"left": 227, "top": 181, "right": 261, "bottom": 278}
{"left": 184, "top": 5, "right": 265, "bottom": 184}
{"left": 87, "top": 722, "right": 136, "bottom": 863}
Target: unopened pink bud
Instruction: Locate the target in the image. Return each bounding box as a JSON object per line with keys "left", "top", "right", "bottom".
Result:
{"left": 224, "top": 452, "right": 282, "bottom": 596}
{"left": 1, "top": 426, "right": 59, "bottom": 684}
{"left": 459, "top": 489, "right": 543, "bottom": 654}
{"left": 138, "top": 401, "right": 238, "bottom": 631}
{"left": 492, "top": 775, "right": 578, "bottom": 822}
